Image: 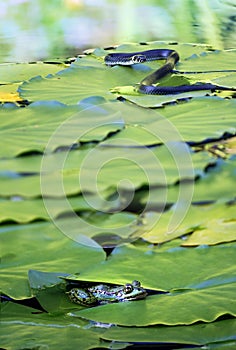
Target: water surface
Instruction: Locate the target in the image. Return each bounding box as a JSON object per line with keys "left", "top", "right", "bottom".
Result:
{"left": 0, "top": 0, "right": 235, "bottom": 62}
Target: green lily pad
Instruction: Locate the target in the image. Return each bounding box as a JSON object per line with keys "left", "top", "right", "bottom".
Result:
{"left": 69, "top": 242, "right": 236, "bottom": 292}
{"left": 1, "top": 319, "right": 103, "bottom": 350}
{"left": 156, "top": 158, "right": 236, "bottom": 205}
{"left": 158, "top": 97, "right": 236, "bottom": 143}
{"left": 103, "top": 319, "right": 236, "bottom": 345}
{"left": 0, "top": 142, "right": 213, "bottom": 198}
{"left": 101, "top": 41, "right": 214, "bottom": 60}
{"left": 19, "top": 42, "right": 235, "bottom": 106}
{"left": 99, "top": 97, "right": 236, "bottom": 146}
{"left": 0, "top": 62, "right": 66, "bottom": 84}
{"left": 118, "top": 50, "right": 236, "bottom": 107}
{"left": 0, "top": 195, "right": 103, "bottom": 223}
{"left": 182, "top": 216, "right": 236, "bottom": 246}
{"left": 0, "top": 101, "right": 125, "bottom": 158}
{"left": 75, "top": 281, "right": 236, "bottom": 326}
{"left": 1, "top": 221, "right": 105, "bottom": 298}
{"left": 140, "top": 202, "right": 236, "bottom": 244}
{"left": 28, "top": 269, "right": 69, "bottom": 290}
{"left": 18, "top": 55, "right": 145, "bottom": 104}
{"left": 45, "top": 212, "right": 140, "bottom": 249}
{"left": 179, "top": 49, "right": 236, "bottom": 73}
{"left": 1, "top": 302, "right": 105, "bottom": 349}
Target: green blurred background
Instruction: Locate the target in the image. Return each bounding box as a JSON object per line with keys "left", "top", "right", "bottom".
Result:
{"left": 0, "top": 0, "right": 235, "bottom": 62}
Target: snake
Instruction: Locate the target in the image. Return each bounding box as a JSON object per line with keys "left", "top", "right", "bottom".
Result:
{"left": 104, "top": 49, "right": 236, "bottom": 95}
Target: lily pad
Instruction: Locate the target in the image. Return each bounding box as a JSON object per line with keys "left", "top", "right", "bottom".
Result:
{"left": 101, "top": 41, "right": 214, "bottom": 59}
{"left": 1, "top": 319, "right": 103, "bottom": 350}
{"left": 140, "top": 202, "right": 236, "bottom": 244}
{"left": 1, "top": 39, "right": 236, "bottom": 350}
{"left": 0, "top": 142, "right": 214, "bottom": 198}
{"left": 158, "top": 97, "right": 236, "bottom": 143}
{"left": 165, "top": 157, "right": 236, "bottom": 205}
{"left": 103, "top": 319, "right": 236, "bottom": 345}
{"left": 75, "top": 281, "right": 236, "bottom": 326}
{"left": 1, "top": 302, "right": 104, "bottom": 349}
{"left": 0, "top": 101, "right": 125, "bottom": 158}
{"left": 0, "top": 62, "right": 66, "bottom": 84}
{"left": 18, "top": 55, "right": 145, "bottom": 104}
{"left": 0, "top": 83, "right": 23, "bottom": 103}
{"left": 0, "top": 195, "right": 103, "bottom": 223}
{"left": 113, "top": 48, "right": 236, "bottom": 107}
{"left": 179, "top": 49, "right": 236, "bottom": 73}
{"left": 182, "top": 218, "right": 236, "bottom": 246}
{"left": 19, "top": 42, "right": 235, "bottom": 106}
{"left": 99, "top": 96, "right": 236, "bottom": 146}
{"left": 1, "top": 221, "right": 105, "bottom": 298}
{"left": 0, "top": 324, "right": 103, "bottom": 350}
{"left": 69, "top": 242, "right": 236, "bottom": 292}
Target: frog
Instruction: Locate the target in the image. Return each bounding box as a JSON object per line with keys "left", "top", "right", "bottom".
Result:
{"left": 66, "top": 280, "right": 147, "bottom": 306}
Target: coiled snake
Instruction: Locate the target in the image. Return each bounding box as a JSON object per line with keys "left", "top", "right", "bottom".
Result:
{"left": 104, "top": 49, "right": 236, "bottom": 95}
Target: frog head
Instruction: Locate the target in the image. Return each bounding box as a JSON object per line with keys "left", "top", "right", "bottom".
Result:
{"left": 112, "top": 280, "right": 147, "bottom": 302}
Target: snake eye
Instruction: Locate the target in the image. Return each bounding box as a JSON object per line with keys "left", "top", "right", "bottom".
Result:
{"left": 131, "top": 54, "right": 146, "bottom": 64}
{"left": 124, "top": 283, "right": 134, "bottom": 294}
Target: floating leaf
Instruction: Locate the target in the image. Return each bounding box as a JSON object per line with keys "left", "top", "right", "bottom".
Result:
{"left": 0, "top": 62, "right": 66, "bottom": 84}
{"left": 71, "top": 242, "right": 236, "bottom": 292}
{"left": 18, "top": 55, "right": 145, "bottom": 104}
{"left": 158, "top": 97, "right": 236, "bottom": 143}
{"left": 19, "top": 42, "right": 236, "bottom": 106}
{"left": 0, "top": 195, "right": 102, "bottom": 223}
{"left": 0, "top": 323, "right": 107, "bottom": 350}
{"left": 106, "top": 46, "right": 236, "bottom": 107}
{"left": 179, "top": 49, "right": 236, "bottom": 73}
{"left": 1, "top": 303, "right": 103, "bottom": 350}
{"left": 0, "top": 322, "right": 103, "bottom": 350}
{"left": 140, "top": 202, "right": 236, "bottom": 244}
{"left": 0, "top": 143, "right": 212, "bottom": 198}
{"left": 100, "top": 96, "right": 236, "bottom": 145}
{"left": 28, "top": 270, "right": 69, "bottom": 290}
{"left": 0, "top": 85, "right": 23, "bottom": 103}
{"left": 103, "top": 319, "right": 236, "bottom": 345}
{"left": 0, "top": 101, "right": 124, "bottom": 157}
{"left": 182, "top": 217, "right": 236, "bottom": 246}
{"left": 1, "top": 40, "right": 236, "bottom": 347}
{"left": 76, "top": 282, "right": 236, "bottom": 326}
{"left": 1, "top": 222, "right": 105, "bottom": 298}
{"left": 140, "top": 158, "right": 236, "bottom": 207}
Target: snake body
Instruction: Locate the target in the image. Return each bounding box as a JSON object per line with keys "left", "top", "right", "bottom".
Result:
{"left": 104, "top": 49, "right": 235, "bottom": 95}
{"left": 104, "top": 49, "right": 178, "bottom": 66}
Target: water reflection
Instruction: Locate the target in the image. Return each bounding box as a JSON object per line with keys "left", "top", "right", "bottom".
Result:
{"left": 0, "top": 0, "right": 235, "bottom": 62}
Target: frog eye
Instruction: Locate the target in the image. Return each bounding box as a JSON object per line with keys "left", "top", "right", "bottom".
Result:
{"left": 132, "top": 280, "right": 141, "bottom": 287}
{"left": 124, "top": 283, "right": 134, "bottom": 294}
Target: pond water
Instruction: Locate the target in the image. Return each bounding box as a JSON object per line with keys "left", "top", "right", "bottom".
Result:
{"left": 0, "top": 0, "right": 235, "bottom": 63}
